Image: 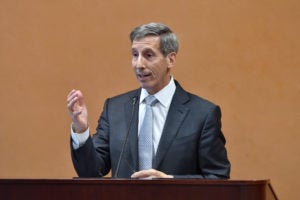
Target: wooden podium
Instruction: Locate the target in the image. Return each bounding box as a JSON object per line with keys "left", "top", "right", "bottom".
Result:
{"left": 0, "top": 179, "right": 277, "bottom": 200}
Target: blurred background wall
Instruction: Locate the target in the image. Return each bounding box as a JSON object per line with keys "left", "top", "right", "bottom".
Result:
{"left": 0, "top": 0, "right": 299, "bottom": 199}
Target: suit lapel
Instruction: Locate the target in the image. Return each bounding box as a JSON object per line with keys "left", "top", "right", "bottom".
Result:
{"left": 153, "top": 83, "right": 190, "bottom": 169}
{"left": 124, "top": 89, "right": 141, "bottom": 173}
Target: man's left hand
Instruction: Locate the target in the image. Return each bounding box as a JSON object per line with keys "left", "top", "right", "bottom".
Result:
{"left": 131, "top": 169, "right": 174, "bottom": 179}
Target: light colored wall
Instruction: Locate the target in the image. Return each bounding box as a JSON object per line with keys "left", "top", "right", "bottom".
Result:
{"left": 0, "top": 1, "right": 299, "bottom": 199}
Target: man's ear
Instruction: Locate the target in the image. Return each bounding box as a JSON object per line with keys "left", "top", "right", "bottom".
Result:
{"left": 167, "top": 52, "right": 177, "bottom": 69}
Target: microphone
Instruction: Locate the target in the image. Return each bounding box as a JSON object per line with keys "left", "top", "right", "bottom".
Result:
{"left": 114, "top": 96, "right": 138, "bottom": 178}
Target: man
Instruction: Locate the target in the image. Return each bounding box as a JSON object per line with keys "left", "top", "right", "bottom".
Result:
{"left": 67, "top": 22, "right": 230, "bottom": 179}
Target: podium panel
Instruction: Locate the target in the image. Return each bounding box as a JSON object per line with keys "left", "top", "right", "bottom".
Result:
{"left": 0, "top": 179, "right": 277, "bottom": 200}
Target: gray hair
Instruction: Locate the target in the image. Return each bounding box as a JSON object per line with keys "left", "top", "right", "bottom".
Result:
{"left": 130, "top": 22, "right": 179, "bottom": 57}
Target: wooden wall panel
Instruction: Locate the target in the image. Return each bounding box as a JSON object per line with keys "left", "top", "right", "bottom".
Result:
{"left": 0, "top": 0, "right": 299, "bottom": 199}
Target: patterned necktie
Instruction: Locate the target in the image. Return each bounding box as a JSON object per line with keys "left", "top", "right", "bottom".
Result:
{"left": 138, "top": 95, "right": 158, "bottom": 170}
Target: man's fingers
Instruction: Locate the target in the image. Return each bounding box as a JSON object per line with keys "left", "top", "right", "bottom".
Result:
{"left": 67, "top": 90, "right": 79, "bottom": 104}
{"left": 67, "top": 95, "right": 79, "bottom": 112}
{"left": 67, "top": 90, "right": 84, "bottom": 108}
{"left": 67, "top": 89, "right": 76, "bottom": 98}
{"left": 67, "top": 90, "right": 86, "bottom": 112}
{"left": 67, "top": 89, "right": 84, "bottom": 101}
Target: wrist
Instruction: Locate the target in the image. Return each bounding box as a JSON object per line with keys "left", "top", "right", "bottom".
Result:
{"left": 72, "top": 123, "right": 88, "bottom": 133}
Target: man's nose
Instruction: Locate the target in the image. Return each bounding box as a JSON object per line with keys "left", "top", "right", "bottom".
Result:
{"left": 135, "top": 56, "right": 145, "bottom": 69}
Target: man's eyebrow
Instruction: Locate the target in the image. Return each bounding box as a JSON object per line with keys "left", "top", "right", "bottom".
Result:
{"left": 131, "top": 47, "right": 154, "bottom": 52}
{"left": 142, "top": 48, "right": 155, "bottom": 53}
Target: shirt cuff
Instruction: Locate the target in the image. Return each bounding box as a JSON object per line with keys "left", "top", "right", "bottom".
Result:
{"left": 70, "top": 124, "right": 90, "bottom": 150}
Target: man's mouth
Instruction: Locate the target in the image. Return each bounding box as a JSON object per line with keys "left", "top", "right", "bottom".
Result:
{"left": 137, "top": 72, "right": 152, "bottom": 79}
{"left": 138, "top": 73, "right": 151, "bottom": 78}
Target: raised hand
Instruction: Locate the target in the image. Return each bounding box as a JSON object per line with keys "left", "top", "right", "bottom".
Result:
{"left": 67, "top": 89, "right": 88, "bottom": 133}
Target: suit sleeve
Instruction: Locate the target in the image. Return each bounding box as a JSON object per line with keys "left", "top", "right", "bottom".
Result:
{"left": 70, "top": 99, "right": 111, "bottom": 177}
{"left": 198, "top": 105, "right": 230, "bottom": 178}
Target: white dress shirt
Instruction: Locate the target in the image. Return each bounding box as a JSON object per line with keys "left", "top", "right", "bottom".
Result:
{"left": 138, "top": 77, "right": 176, "bottom": 154}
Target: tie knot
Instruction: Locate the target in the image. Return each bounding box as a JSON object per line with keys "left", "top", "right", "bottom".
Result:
{"left": 144, "top": 95, "right": 158, "bottom": 106}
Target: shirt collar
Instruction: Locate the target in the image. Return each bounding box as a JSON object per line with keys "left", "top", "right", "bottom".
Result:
{"left": 140, "top": 77, "right": 176, "bottom": 108}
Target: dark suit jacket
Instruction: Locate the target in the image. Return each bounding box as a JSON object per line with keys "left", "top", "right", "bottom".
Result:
{"left": 71, "top": 81, "right": 230, "bottom": 178}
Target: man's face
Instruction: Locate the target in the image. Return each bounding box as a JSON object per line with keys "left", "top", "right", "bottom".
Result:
{"left": 131, "top": 36, "right": 176, "bottom": 94}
